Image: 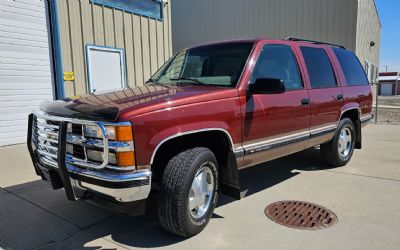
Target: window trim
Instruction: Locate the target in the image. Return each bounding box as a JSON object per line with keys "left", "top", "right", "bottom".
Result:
{"left": 90, "top": 0, "right": 164, "bottom": 20}
{"left": 300, "top": 46, "right": 338, "bottom": 89}
{"left": 250, "top": 43, "right": 305, "bottom": 92}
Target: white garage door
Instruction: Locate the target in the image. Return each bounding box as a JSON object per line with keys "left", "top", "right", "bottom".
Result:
{"left": 0, "top": 0, "right": 54, "bottom": 146}
{"left": 381, "top": 84, "right": 393, "bottom": 96}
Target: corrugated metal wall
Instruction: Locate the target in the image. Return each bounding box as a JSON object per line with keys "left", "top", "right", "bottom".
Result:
{"left": 355, "top": 0, "right": 381, "bottom": 79}
{"left": 171, "top": 0, "right": 358, "bottom": 52}
{"left": 57, "top": 0, "right": 172, "bottom": 97}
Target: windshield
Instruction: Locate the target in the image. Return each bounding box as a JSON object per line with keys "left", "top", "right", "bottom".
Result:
{"left": 150, "top": 42, "right": 254, "bottom": 87}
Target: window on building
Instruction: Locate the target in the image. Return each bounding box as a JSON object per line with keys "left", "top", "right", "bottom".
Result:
{"left": 333, "top": 48, "right": 369, "bottom": 85}
{"left": 300, "top": 47, "right": 336, "bottom": 88}
{"left": 86, "top": 45, "right": 126, "bottom": 93}
{"left": 251, "top": 44, "right": 303, "bottom": 90}
{"left": 91, "top": 0, "right": 163, "bottom": 20}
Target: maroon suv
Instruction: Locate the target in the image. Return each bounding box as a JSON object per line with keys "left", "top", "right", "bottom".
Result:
{"left": 27, "top": 38, "right": 373, "bottom": 237}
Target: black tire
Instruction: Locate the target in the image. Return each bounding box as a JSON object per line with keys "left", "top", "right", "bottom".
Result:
{"left": 321, "top": 118, "right": 356, "bottom": 167}
{"left": 157, "top": 147, "right": 218, "bottom": 237}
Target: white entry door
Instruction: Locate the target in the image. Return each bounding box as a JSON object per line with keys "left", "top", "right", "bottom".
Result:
{"left": 0, "top": 0, "right": 54, "bottom": 146}
{"left": 86, "top": 45, "right": 127, "bottom": 93}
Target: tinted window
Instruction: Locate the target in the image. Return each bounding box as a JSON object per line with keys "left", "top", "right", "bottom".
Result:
{"left": 333, "top": 48, "right": 369, "bottom": 85}
{"left": 251, "top": 44, "right": 302, "bottom": 90}
{"left": 301, "top": 47, "right": 337, "bottom": 88}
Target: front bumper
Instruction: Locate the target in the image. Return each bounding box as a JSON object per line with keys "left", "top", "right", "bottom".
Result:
{"left": 27, "top": 113, "right": 151, "bottom": 203}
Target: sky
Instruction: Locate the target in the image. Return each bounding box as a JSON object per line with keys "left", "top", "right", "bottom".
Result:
{"left": 375, "top": 0, "right": 400, "bottom": 71}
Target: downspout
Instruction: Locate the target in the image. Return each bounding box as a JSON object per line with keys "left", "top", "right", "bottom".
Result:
{"left": 49, "top": 0, "right": 65, "bottom": 99}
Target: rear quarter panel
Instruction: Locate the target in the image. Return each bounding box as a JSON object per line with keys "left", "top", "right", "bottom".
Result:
{"left": 341, "top": 85, "right": 373, "bottom": 116}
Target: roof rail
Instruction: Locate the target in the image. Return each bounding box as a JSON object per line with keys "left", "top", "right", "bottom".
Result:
{"left": 284, "top": 37, "right": 346, "bottom": 49}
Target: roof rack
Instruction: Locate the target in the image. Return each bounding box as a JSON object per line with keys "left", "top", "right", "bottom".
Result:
{"left": 284, "top": 37, "right": 346, "bottom": 49}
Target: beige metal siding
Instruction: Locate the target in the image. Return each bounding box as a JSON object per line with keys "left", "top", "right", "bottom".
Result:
{"left": 57, "top": 0, "right": 172, "bottom": 97}
{"left": 355, "top": 0, "right": 381, "bottom": 80}
{"left": 172, "top": 0, "right": 358, "bottom": 52}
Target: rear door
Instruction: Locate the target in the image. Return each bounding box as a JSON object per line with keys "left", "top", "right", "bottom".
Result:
{"left": 297, "top": 45, "right": 343, "bottom": 145}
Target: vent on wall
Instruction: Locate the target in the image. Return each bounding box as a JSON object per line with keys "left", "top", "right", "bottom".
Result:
{"left": 90, "top": 0, "right": 163, "bottom": 20}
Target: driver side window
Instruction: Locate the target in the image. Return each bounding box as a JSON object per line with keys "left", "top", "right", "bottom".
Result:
{"left": 251, "top": 44, "right": 303, "bottom": 90}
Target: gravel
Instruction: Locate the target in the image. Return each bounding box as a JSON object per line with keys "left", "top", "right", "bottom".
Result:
{"left": 378, "top": 96, "right": 400, "bottom": 107}
{"left": 370, "top": 96, "right": 400, "bottom": 125}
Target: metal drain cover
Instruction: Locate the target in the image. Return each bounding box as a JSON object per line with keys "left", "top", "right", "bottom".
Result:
{"left": 265, "top": 201, "right": 337, "bottom": 230}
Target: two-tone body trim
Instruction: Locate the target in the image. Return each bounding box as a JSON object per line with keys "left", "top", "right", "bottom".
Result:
{"left": 361, "top": 114, "right": 373, "bottom": 123}
{"left": 242, "top": 125, "right": 338, "bottom": 156}
{"left": 310, "top": 124, "right": 337, "bottom": 138}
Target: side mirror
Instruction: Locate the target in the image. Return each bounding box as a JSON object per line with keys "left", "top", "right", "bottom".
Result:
{"left": 248, "top": 78, "right": 286, "bottom": 95}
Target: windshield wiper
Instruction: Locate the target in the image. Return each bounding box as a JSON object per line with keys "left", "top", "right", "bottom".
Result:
{"left": 145, "top": 78, "right": 162, "bottom": 85}
{"left": 169, "top": 77, "right": 209, "bottom": 86}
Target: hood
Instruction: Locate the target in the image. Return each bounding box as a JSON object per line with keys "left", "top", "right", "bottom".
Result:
{"left": 40, "top": 85, "right": 238, "bottom": 122}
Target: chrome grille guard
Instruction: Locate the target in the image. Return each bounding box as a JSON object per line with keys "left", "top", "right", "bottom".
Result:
{"left": 30, "top": 110, "right": 131, "bottom": 170}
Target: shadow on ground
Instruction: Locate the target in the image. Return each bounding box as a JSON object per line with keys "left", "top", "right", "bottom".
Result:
{"left": 0, "top": 148, "right": 339, "bottom": 250}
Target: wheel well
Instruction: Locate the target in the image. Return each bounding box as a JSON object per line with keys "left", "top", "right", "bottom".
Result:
{"left": 151, "top": 131, "right": 232, "bottom": 185}
{"left": 340, "top": 109, "right": 362, "bottom": 149}
{"left": 340, "top": 109, "right": 359, "bottom": 123}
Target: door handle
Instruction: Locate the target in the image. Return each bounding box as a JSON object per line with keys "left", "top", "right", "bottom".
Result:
{"left": 337, "top": 94, "right": 344, "bottom": 100}
{"left": 301, "top": 98, "right": 310, "bottom": 106}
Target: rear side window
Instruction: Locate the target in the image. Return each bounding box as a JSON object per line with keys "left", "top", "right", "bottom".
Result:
{"left": 300, "top": 47, "right": 337, "bottom": 88}
{"left": 333, "top": 48, "right": 369, "bottom": 85}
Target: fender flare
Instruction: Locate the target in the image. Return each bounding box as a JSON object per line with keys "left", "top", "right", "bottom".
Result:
{"left": 149, "top": 128, "right": 236, "bottom": 165}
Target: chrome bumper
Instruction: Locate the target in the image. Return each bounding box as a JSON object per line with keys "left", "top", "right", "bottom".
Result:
{"left": 27, "top": 113, "right": 151, "bottom": 203}
{"left": 67, "top": 164, "right": 151, "bottom": 202}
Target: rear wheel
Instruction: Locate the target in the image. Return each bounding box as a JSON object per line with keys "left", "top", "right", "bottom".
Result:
{"left": 321, "top": 118, "right": 355, "bottom": 167}
{"left": 157, "top": 147, "right": 218, "bottom": 237}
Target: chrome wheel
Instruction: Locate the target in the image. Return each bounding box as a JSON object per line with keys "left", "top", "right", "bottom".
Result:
{"left": 338, "top": 127, "right": 352, "bottom": 158}
{"left": 189, "top": 164, "right": 214, "bottom": 219}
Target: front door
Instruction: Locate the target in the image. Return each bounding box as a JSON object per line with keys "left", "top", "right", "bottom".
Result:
{"left": 242, "top": 43, "right": 311, "bottom": 168}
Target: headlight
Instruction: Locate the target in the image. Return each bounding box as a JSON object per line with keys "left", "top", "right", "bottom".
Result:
{"left": 84, "top": 125, "right": 116, "bottom": 140}
{"left": 67, "top": 124, "right": 135, "bottom": 169}
{"left": 83, "top": 125, "right": 133, "bottom": 142}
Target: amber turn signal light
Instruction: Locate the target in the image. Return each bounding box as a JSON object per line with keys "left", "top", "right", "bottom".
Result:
{"left": 115, "top": 126, "right": 133, "bottom": 142}
{"left": 116, "top": 151, "right": 135, "bottom": 167}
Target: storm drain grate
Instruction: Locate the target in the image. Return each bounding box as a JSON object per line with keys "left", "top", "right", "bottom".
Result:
{"left": 265, "top": 201, "right": 337, "bottom": 230}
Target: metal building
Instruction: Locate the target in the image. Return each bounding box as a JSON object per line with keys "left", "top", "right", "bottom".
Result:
{"left": 57, "top": 0, "right": 172, "bottom": 97}
{"left": 0, "top": 0, "right": 172, "bottom": 146}
{"left": 171, "top": 0, "right": 381, "bottom": 82}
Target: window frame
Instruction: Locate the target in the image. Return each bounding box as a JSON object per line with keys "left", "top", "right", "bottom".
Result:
{"left": 299, "top": 45, "right": 339, "bottom": 89}
{"left": 250, "top": 43, "right": 305, "bottom": 91}
{"left": 86, "top": 44, "right": 127, "bottom": 93}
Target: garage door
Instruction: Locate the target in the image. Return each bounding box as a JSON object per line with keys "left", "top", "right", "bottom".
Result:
{"left": 0, "top": 0, "right": 54, "bottom": 146}
{"left": 381, "top": 84, "right": 393, "bottom": 96}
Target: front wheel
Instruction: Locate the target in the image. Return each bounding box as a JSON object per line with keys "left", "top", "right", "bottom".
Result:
{"left": 157, "top": 147, "right": 218, "bottom": 237}
{"left": 320, "top": 118, "right": 356, "bottom": 167}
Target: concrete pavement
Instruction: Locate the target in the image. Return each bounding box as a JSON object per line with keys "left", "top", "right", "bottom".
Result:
{"left": 1, "top": 124, "right": 400, "bottom": 250}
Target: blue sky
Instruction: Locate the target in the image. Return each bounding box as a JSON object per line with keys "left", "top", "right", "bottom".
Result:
{"left": 375, "top": 0, "right": 400, "bottom": 71}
